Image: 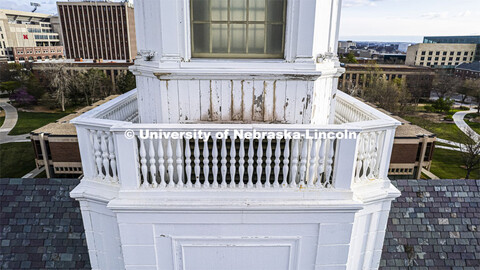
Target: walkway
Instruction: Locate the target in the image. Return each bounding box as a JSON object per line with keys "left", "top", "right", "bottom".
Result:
{"left": 453, "top": 109, "right": 480, "bottom": 142}
{"left": 0, "top": 99, "right": 30, "bottom": 144}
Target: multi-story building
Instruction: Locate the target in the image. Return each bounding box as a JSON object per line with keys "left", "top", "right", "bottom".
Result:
{"left": 0, "top": 9, "right": 63, "bottom": 61}
{"left": 405, "top": 43, "right": 476, "bottom": 68}
{"left": 338, "top": 63, "right": 435, "bottom": 97}
{"left": 70, "top": 1, "right": 402, "bottom": 269}
{"left": 455, "top": 61, "right": 480, "bottom": 79}
{"left": 424, "top": 35, "right": 480, "bottom": 61}
{"left": 57, "top": 1, "right": 136, "bottom": 61}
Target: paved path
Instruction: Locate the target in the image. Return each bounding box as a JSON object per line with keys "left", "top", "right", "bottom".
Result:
{"left": 0, "top": 99, "right": 30, "bottom": 144}
{"left": 453, "top": 109, "right": 480, "bottom": 142}
{"left": 22, "top": 166, "right": 45, "bottom": 178}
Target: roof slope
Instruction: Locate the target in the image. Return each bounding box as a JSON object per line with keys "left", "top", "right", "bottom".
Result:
{"left": 381, "top": 179, "right": 480, "bottom": 269}
{"left": 0, "top": 178, "right": 90, "bottom": 269}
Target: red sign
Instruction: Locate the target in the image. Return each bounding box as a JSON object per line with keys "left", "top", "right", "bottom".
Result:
{"left": 23, "top": 35, "right": 28, "bottom": 39}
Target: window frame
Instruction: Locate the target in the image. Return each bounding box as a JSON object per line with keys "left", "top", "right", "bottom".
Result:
{"left": 189, "top": 0, "right": 287, "bottom": 59}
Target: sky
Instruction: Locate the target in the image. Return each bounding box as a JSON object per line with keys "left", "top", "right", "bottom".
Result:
{"left": 1, "top": 0, "right": 479, "bottom": 43}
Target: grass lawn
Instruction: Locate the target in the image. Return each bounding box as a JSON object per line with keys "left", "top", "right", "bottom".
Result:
{"left": 9, "top": 111, "right": 69, "bottom": 135}
{"left": 0, "top": 116, "right": 4, "bottom": 128}
{"left": 0, "top": 142, "right": 36, "bottom": 178}
{"left": 403, "top": 116, "right": 469, "bottom": 143}
{"left": 465, "top": 114, "right": 480, "bottom": 135}
{"left": 430, "top": 148, "right": 480, "bottom": 179}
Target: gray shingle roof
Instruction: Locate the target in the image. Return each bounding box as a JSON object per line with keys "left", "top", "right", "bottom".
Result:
{"left": 1, "top": 178, "right": 479, "bottom": 269}
{"left": 0, "top": 178, "right": 90, "bottom": 269}
{"left": 381, "top": 179, "right": 480, "bottom": 269}
{"left": 456, "top": 61, "right": 480, "bottom": 72}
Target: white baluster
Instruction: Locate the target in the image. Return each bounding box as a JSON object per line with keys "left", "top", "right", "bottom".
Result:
{"left": 221, "top": 137, "right": 228, "bottom": 188}
{"left": 290, "top": 139, "right": 299, "bottom": 188}
{"left": 324, "top": 139, "right": 335, "bottom": 187}
{"left": 264, "top": 138, "right": 272, "bottom": 188}
{"left": 212, "top": 138, "right": 219, "bottom": 188}
{"left": 176, "top": 139, "right": 184, "bottom": 187}
{"left": 229, "top": 138, "right": 236, "bottom": 188}
{"left": 93, "top": 130, "right": 103, "bottom": 178}
{"left": 148, "top": 139, "right": 157, "bottom": 187}
{"left": 101, "top": 131, "right": 111, "bottom": 180}
{"left": 316, "top": 138, "right": 325, "bottom": 187}
{"left": 158, "top": 140, "right": 166, "bottom": 188}
{"left": 299, "top": 138, "right": 308, "bottom": 187}
{"left": 194, "top": 138, "right": 201, "bottom": 188}
{"left": 203, "top": 139, "right": 210, "bottom": 188}
{"left": 308, "top": 138, "right": 317, "bottom": 187}
{"left": 372, "top": 131, "right": 382, "bottom": 178}
{"left": 238, "top": 138, "right": 245, "bottom": 188}
{"left": 107, "top": 134, "right": 117, "bottom": 183}
{"left": 167, "top": 138, "right": 175, "bottom": 187}
{"left": 362, "top": 133, "right": 370, "bottom": 181}
{"left": 185, "top": 138, "right": 192, "bottom": 188}
{"left": 139, "top": 138, "right": 148, "bottom": 187}
{"left": 247, "top": 138, "right": 254, "bottom": 188}
{"left": 273, "top": 139, "right": 281, "bottom": 188}
{"left": 282, "top": 138, "right": 290, "bottom": 187}
{"left": 355, "top": 135, "right": 364, "bottom": 183}
{"left": 256, "top": 138, "right": 263, "bottom": 188}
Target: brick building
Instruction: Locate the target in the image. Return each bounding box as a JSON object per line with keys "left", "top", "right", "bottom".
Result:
{"left": 455, "top": 61, "right": 480, "bottom": 79}
{"left": 12, "top": 46, "right": 64, "bottom": 61}
{"left": 57, "top": 1, "right": 136, "bottom": 61}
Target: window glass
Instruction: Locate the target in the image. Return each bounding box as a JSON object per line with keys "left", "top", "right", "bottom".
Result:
{"left": 191, "top": 0, "right": 286, "bottom": 58}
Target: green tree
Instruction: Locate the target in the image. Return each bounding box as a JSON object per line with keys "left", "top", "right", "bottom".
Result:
{"left": 78, "top": 68, "right": 112, "bottom": 105}
{"left": 340, "top": 52, "right": 358, "bottom": 64}
{"left": 42, "top": 62, "right": 75, "bottom": 111}
{"left": 116, "top": 71, "right": 136, "bottom": 94}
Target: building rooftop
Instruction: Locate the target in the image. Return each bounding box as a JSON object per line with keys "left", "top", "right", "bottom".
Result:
{"left": 344, "top": 63, "right": 433, "bottom": 71}
{"left": 1, "top": 178, "right": 478, "bottom": 269}
{"left": 381, "top": 179, "right": 480, "bottom": 269}
{"left": 456, "top": 61, "right": 480, "bottom": 72}
{"left": 0, "top": 178, "right": 90, "bottom": 269}
{"left": 31, "top": 96, "right": 118, "bottom": 136}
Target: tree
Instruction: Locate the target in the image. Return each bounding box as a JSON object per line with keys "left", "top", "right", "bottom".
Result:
{"left": 77, "top": 68, "right": 112, "bottom": 105}
{"left": 459, "top": 129, "right": 480, "bottom": 179}
{"left": 362, "top": 75, "right": 412, "bottom": 115}
{"left": 9, "top": 87, "right": 36, "bottom": 107}
{"left": 463, "top": 79, "right": 480, "bottom": 113}
{"left": 42, "top": 62, "right": 75, "bottom": 111}
{"left": 431, "top": 98, "right": 454, "bottom": 113}
{"left": 432, "top": 70, "right": 461, "bottom": 99}
{"left": 340, "top": 52, "right": 358, "bottom": 64}
{"left": 406, "top": 74, "right": 433, "bottom": 105}
{"left": 116, "top": 71, "right": 136, "bottom": 93}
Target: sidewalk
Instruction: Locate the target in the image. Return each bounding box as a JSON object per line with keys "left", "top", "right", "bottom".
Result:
{"left": 0, "top": 99, "right": 30, "bottom": 144}
{"left": 452, "top": 109, "right": 480, "bottom": 142}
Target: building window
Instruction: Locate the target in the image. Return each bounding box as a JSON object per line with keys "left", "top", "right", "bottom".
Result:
{"left": 443, "top": 51, "right": 447, "bottom": 55}
{"left": 428, "top": 51, "right": 433, "bottom": 55}
{"left": 421, "top": 51, "right": 426, "bottom": 55}
{"left": 190, "top": 0, "right": 287, "bottom": 58}
{"left": 435, "top": 51, "right": 440, "bottom": 55}
{"left": 420, "top": 57, "right": 425, "bottom": 60}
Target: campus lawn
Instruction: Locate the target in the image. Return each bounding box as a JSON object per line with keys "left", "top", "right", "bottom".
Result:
{"left": 0, "top": 142, "right": 36, "bottom": 178}
{"left": 8, "top": 111, "right": 69, "bottom": 135}
{"left": 430, "top": 148, "right": 480, "bottom": 179}
{"left": 465, "top": 117, "right": 480, "bottom": 135}
{"left": 403, "top": 116, "right": 469, "bottom": 142}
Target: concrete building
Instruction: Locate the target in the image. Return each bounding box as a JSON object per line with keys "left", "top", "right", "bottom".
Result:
{"left": 0, "top": 9, "right": 63, "bottom": 61}
{"left": 424, "top": 35, "right": 480, "bottom": 61}
{"left": 57, "top": 1, "right": 136, "bottom": 61}
{"left": 70, "top": 1, "right": 402, "bottom": 269}
{"left": 455, "top": 61, "right": 480, "bottom": 79}
{"left": 338, "top": 63, "right": 435, "bottom": 97}
{"left": 406, "top": 43, "right": 476, "bottom": 68}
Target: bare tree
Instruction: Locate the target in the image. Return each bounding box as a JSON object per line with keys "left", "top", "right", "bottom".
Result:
{"left": 432, "top": 70, "right": 461, "bottom": 99}
{"left": 459, "top": 129, "right": 480, "bottom": 179}
{"left": 41, "top": 62, "right": 75, "bottom": 111}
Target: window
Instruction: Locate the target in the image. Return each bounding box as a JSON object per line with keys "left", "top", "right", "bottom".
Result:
{"left": 190, "top": 0, "right": 287, "bottom": 58}
{"left": 443, "top": 52, "right": 447, "bottom": 56}
{"left": 420, "top": 57, "right": 425, "bottom": 60}
{"left": 435, "top": 51, "right": 440, "bottom": 55}
{"left": 421, "top": 51, "right": 426, "bottom": 55}
{"left": 428, "top": 51, "right": 433, "bottom": 55}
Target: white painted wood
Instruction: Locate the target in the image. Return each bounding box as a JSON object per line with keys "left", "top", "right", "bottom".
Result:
{"left": 229, "top": 138, "right": 237, "bottom": 188}
{"left": 176, "top": 139, "right": 184, "bottom": 187}
{"left": 158, "top": 139, "right": 166, "bottom": 188}
{"left": 273, "top": 139, "right": 281, "bottom": 188}
{"left": 247, "top": 138, "right": 254, "bottom": 188}
{"left": 203, "top": 139, "right": 210, "bottom": 188}
{"left": 238, "top": 138, "right": 245, "bottom": 188}
{"left": 194, "top": 138, "right": 201, "bottom": 188}
{"left": 211, "top": 137, "right": 219, "bottom": 188}
{"left": 139, "top": 138, "right": 148, "bottom": 187}
{"left": 282, "top": 138, "right": 290, "bottom": 187}
{"left": 256, "top": 137, "right": 263, "bottom": 188}
{"left": 299, "top": 139, "right": 308, "bottom": 187}
{"left": 148, "top": 139, "right": 157, "bottom": 188}
{"left": 185, "top": 138, "right": 192, "bottom": 188}
{"left": 167, "top": 138, "right": 175, "bottom": 187}
{"left": 220, "top": 137, "right": 227, "bottom": 188}
{"left": 265, "top": 138, "right": 272, "bottom": 188}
